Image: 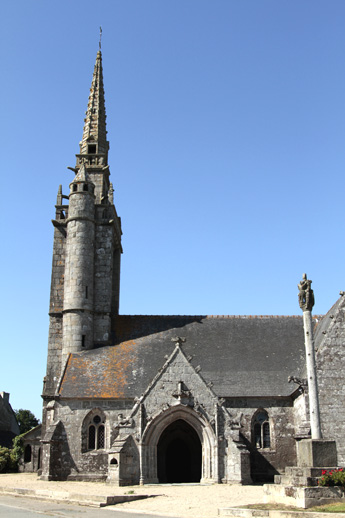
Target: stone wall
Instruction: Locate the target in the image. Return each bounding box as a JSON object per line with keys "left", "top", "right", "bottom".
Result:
{"left": 317, "top": 295, "right": 345, "bottom": 464}
{"left": 224, "top": 397, "right": 296, "bottom": 482}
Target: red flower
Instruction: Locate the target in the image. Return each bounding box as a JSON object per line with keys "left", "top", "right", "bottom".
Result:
{"left": 322, "top": 470, "right": 327, "bottom": 475}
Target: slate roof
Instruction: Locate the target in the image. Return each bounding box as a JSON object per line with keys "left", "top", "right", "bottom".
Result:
{"left": 59, "top": 315, "right": 308, "bottom": 399}
{"left": 314, "top": 296, "right": 343, "bottom": 351}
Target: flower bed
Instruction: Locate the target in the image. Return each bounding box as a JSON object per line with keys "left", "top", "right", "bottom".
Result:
{"left": 318, "top": 468, "right": 345, "bottom": 488}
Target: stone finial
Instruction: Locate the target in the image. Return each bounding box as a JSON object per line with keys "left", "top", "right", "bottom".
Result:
{"left": 298, "top": 273, "right": 315, "bottom": 311}
{"left": 56, "top": 185, "right": 62, "bottom": 205}
{"left": 171, "top": 336, "right": 186, "bottom": 345}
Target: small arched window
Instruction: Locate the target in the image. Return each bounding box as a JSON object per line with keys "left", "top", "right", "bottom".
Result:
{"left": 253, "top": 410, "right": 271, "bottom": 449}
{"left": 24, "top": 444, "right": 32, "bottom": 463}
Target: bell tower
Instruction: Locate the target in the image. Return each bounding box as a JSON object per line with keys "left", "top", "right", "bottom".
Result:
{"left": 44, "top": 49, "right": 122, "bottom": 396}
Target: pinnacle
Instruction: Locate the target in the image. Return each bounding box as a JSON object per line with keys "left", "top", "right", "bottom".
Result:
{"left": 74, "top": 163, "right": 89, "bottom": 183}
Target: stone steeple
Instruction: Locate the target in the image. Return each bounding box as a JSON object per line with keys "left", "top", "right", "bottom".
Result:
{"left": 79, "top": 50, "right": 108, "bottom": 157}
{"left": 44, "top": 48, "right": 122, "bottom": 397}
{"left": 75, "top": 50, "right": 110, "bottom": 204}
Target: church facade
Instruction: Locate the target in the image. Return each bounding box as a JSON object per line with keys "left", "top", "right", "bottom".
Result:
{"left": 40, "top": 49, "right": 345, "bottom": 485}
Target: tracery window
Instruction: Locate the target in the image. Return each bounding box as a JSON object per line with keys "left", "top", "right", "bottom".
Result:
{"left": 82, "top": 410, "right": 106, "bottom": 452}
{"left": 253, "top": 410, "right": 271, "bottom": 449}
{"left": 88, "top": 415, "right": 105, "bottom": 450}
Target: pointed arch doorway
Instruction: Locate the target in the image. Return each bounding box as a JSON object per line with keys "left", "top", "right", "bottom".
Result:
{"left": 157, "top": 419, "right": 202, "bottom": 483}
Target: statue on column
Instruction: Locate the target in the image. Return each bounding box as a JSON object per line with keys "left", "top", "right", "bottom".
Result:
{"left": 298, "top": 273, "right": 315, "bottom": 311}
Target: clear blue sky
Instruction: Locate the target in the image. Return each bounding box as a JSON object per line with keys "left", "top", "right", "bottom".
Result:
{"left": 1, "top": 1, "right": 345, "bottom": 419}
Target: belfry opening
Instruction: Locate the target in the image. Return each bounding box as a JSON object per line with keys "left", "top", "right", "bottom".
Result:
{"left": 157, "top": 419, "right": 202, "bottom": 483}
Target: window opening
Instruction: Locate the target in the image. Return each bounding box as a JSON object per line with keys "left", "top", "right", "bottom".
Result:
{"left": 85, "top": 286, "right": 88, "bottom": 299}
{"left": 87, "top": 415, "right": 105, "bottom": 451}
{"left": 98, "top": 425, "right": 105, "bottom": 449}
{"left": 88, "top": 425, "right": 96, "bottom": 450}
{"left": 82, "top": 335, "right": 86, "bottom": 348}
{"left": 253, "top": 410, "right": 271, "bottom": 449}
{"left": 73, "top": 184, "right": 78, "bottom": 192}
{"left": 88, "top": 144, "right": 96, "bottom": 154}
{"left": 24, "top": 445, "right": 32, "bottom": 463}
{"left": 83, "top": 184, "right": 88, "bottom": 192}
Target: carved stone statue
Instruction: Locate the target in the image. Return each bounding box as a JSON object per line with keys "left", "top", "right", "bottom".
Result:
{"left": 115, "top": 414, "right": 134, "bottom": 428}
{"left": 298, "top": 273, "right": 315, "bottom": 311}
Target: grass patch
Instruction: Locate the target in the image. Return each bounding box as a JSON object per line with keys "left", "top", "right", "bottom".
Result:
{"left": 237, "top": 502, "right": 345, "bottom": 513}
{"left": 312, "top": 502, "right": 345, "bottom": 513}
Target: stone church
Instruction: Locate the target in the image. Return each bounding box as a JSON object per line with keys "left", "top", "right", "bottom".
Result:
{"left": 39, "top": 49, "right": 345, "bottom": 485}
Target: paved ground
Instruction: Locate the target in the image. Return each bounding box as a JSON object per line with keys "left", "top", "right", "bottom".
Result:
{"left": 0, "top": 494, "right": 180, "bottom": 518}
{"left": 0, "top": 474, "right": 266, "bottom": 518}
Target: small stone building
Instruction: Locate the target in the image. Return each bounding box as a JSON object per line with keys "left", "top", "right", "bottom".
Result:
{"left": 0, "top": 392, "right": 19, "bottom": 449}
{"left": 19, "top": 425, "right": 42, "bottom": 473}
{"left": 40, "top": 49, "right": 345, "bottom": 485}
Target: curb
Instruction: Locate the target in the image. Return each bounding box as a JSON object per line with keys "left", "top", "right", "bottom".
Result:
{"left": 0, "top": 486, "right": 151, "bottom": 508}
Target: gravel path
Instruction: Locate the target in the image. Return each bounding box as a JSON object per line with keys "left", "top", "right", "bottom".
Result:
{"left": 0, "top": 473, "right": 266, "bottom": 517}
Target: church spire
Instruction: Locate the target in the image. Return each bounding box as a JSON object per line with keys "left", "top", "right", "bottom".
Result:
{"left": 77, "top": 49, "right": 109, "bottom": 166}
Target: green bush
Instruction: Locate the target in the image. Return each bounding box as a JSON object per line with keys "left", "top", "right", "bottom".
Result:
{"left": 0, "top": 447, "right": 11, "bottom": 473}
{"left": 318, "top": 469, "right": 345, "bottom": 488}
{"left": 0, "top": 435, "right": 26, "bottom": 473}
{"left": 11, "top": 434, "right": 24, "bottom": 464}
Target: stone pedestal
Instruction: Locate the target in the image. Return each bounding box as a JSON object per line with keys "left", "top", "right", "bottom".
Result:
{"left": 263, "top": 440, "right": 339, "bottom": 508}
{"left": 297, "top": 439, "right": 337, "bottom": 468}
{"left": 264, "top": 483, "right": 345, "bottom": 509}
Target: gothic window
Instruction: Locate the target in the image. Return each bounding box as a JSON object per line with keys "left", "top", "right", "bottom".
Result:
{"left": 253, "top": 410, "right": 271, "bottom": 449}
{"left": 82, "top": 411, "right": 106, "bottom": 452}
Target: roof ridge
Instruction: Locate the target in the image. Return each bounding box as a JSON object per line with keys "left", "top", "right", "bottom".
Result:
{"left": 115, "top": 314, "right": 316, "bottom": 319}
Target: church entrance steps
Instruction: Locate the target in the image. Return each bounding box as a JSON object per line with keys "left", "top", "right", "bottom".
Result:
{"left": 0, "top": 485, "right": 151, "bottom": 508}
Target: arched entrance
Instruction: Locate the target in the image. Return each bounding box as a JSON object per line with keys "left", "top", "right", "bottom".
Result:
{"left": 141, "top": 404, "right": 218, "bottom": 484}
{"left": 157, "top": 419, "right": 202, "bottom": 483}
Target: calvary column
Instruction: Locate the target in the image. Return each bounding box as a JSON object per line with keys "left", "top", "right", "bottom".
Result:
{"left": 298, "top": 273, "right": 322, "bottom": 439}
{"left": 297, "top": 273, "right": 337, "bottom": 467}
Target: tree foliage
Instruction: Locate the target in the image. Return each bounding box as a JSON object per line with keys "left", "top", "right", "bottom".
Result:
{"left": 14, "top": 409, "right": 39, "bottom": 434}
